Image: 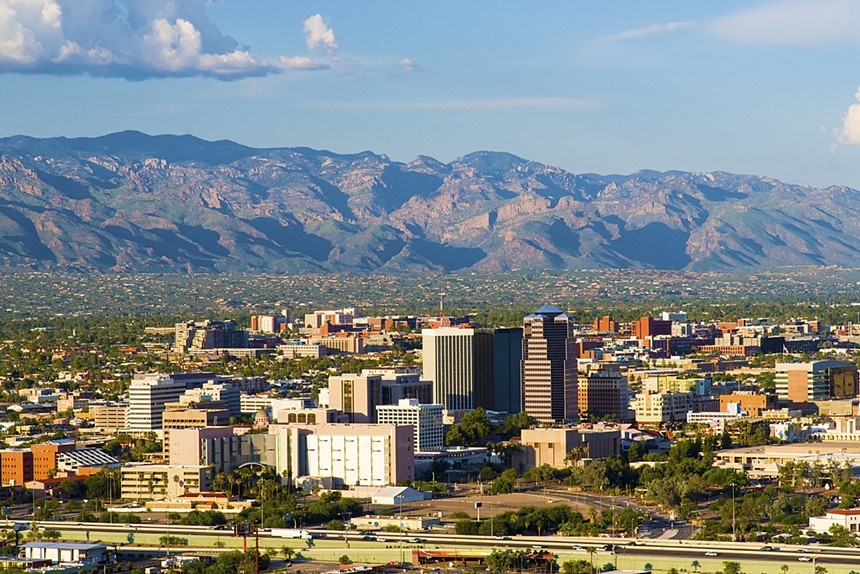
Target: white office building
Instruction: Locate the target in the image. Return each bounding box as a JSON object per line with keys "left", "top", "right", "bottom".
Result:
{"left": 377, "top": 398, "right": 444, "bottom": 452}
{"left": 240, "top": 394, "right": 273, "bottom": 415}
{"left": 181, "top": 382, "right": 241, "bottom": 418}
{"left": 126, "top": 374, "right": 187, "bottom": 435}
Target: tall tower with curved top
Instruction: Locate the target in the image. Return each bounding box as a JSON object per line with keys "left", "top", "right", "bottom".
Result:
{"left": 521, "top": 305, "right": 578, "bottom": 423}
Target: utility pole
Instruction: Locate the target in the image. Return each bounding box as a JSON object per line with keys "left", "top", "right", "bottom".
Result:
{"left": 255, "top": 526, "right": 260, "bottom": 574}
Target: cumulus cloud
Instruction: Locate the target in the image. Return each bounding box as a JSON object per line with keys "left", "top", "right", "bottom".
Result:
{"left": 0, "top": 0, "right": 276, "bottom": 79}
{"left": 303, "top": 14, "right": 339, "bottom": 54}
{"left": 0, "top": 3, "right": 410, "bottom": 80}
{"left": 601, "top": 21, "right": 694, "bottom": 42}
{"left": 712, "top": 0, "right": 860, "bottom": 45}
{"left": 838, "top": 88, "right": 860, "bottom": 146}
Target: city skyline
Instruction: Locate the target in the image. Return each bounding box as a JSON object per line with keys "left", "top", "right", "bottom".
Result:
{"left": 1, "top": 1, "right": 860, "bottom": 189}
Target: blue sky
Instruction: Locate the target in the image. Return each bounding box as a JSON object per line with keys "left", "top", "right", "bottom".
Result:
{"left": 2, "top": 1, "right": 860, "bottom": 189}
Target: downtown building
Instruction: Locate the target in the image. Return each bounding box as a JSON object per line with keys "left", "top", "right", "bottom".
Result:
{"left": 577, "top": 364, "right": 630, "bottom": 420}
{"left": 125, "top": 374, "right": 188, "bottom": 437}
{"left": 775, "top": 360, "right": 859, "bottom": 405}
{"left": 421, "top": 327, "right": 522, "bottom": 414}
{"left": 521, "top": 305, "right": 578, "bottom": 423}
{"left": 271, "top": 423, "right": 415, "bottom": 489}
{"left": 376, "top": 398, "right": 445, "bottom": 452}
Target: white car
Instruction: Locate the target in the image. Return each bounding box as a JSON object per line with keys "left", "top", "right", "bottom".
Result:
{"left": 798, "top": 557, "right": 812, "bottom": 562}
{"left": 705, "top": 552, "right": 719, "bottom": 557}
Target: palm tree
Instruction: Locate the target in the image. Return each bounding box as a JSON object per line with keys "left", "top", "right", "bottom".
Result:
{"left": 283, "top": 546, "right": 295, "bottom": 561}
{"left": 691, "top": 560, "right": 700, "bottom": 573}
{"left": 780, "top": 565, "right": 789, "bottom": 574}
{"left": 586, "top": 547, "right": 597, "bottom": 574}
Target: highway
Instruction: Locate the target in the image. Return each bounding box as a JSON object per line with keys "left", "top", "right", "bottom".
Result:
{"left": 16, "top": 519, "right": 860, "bottom": 565}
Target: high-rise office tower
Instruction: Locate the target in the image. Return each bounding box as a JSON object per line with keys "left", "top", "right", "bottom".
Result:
{"left": 521, "top": 305, "right": 578, "bottom": 423}
{"left": 422, "top": 327, "right": 524, "bottom": 413}
{"left": 422, "top": 328, "right": 491, "bottom": 411}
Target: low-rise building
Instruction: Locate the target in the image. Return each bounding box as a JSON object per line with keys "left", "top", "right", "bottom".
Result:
{"left": 22, "top": 542, "right": 113, "bottom": 567}
{"left": 630, "top": 390, "right": 692, "bottom": 423}
{"left": 90, "top": 403, "right": 128, "bottom": 433}
{"left": 0, "top": 448, "right": 33, "bottom": 486}
{"left": 278, "top": 341, "right": 327, "bottom": 359}
{"left": 31, "top": 439, "right": 76, "bottom": 481}
{"left": 516, "top": 426, "right": 621, "bottom": 469}
{"left": 120, "top": 464, "right": 214, "bottom": 500}
{"left": 162, "top": 402, "right": 230, "bottom": 459}
{"left": 715, "top": 442, "right": 860, "bottom": 478}
{"left": 56, "top": 448, "right": 121, "bottom": 474}
{"left": 809, "top": 508, "right": 860, "bottom": 534}
{"left": 720, "top": 391, "right": 778, "bottom": 417}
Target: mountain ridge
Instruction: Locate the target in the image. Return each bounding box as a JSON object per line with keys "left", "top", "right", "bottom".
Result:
{"left": 0, "top": 131, "right": 858, "bottom": 274}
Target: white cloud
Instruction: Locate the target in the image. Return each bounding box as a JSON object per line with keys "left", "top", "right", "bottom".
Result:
{"left": 838, "top": 88, "right": 860, "bottom": 146}
{"left": 0, "top": 0, "right": 276, "bottom": 79}
{"left": 303, "top": 13, "right": 339, "bottom": 54}
{"left": 399, "top": 58, "right": 419, "bottom": 72}
{"left": 712, "top": 0, "right": 860, "bottom": 45}
{"left": 279, "top": 56, "right": 328, "bottom": 71}
{"left": 601, "top": 21, "right": 694, "bottom": 42}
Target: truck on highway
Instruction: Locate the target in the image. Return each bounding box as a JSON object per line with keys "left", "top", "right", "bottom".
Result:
{"left": 270, "top": 528, "right": 313, "bottom": 539}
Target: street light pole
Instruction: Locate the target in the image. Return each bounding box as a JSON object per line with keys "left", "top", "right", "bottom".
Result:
{"left": 731, "top": 482, "right": 736, "bottom": 542}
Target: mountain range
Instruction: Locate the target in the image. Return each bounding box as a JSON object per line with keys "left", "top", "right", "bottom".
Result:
{"left": 0, "top": 130, "right": 858, "bottom": 274}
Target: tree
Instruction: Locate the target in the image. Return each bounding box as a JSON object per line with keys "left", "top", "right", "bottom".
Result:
{"left": 828, "top": 524, "right": 858, "bottom": 547}
{"left": 282, "top": 546, "right": 295, "bottom": 561}
{"left": 159, "top": 535, "right": 188, "bottom": 547}
{"left": 691, "top": 560, "right": 700, "bottom": 573}
{"left": 479, "top": 466, "right": 498, "bottom": 481}
{"left": 722, "top": 561, "right": 742, "bottom": 574}
{"left": 455, "top": 519, "right": 479, "bottom": 535}
{"left": 488, "top": 550, "right": 526, "bottom": 573}
{"left": 490, "top": 468, "right": 520, "bottom": 495}
{"left": 561, "top": 560, "right": 592, "bottom": 574}
{"left": 338, "top": 555, "right": 353, "bottom": 565}
{"left": 445, "top": 408, "right": 492, "bottom": 446}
